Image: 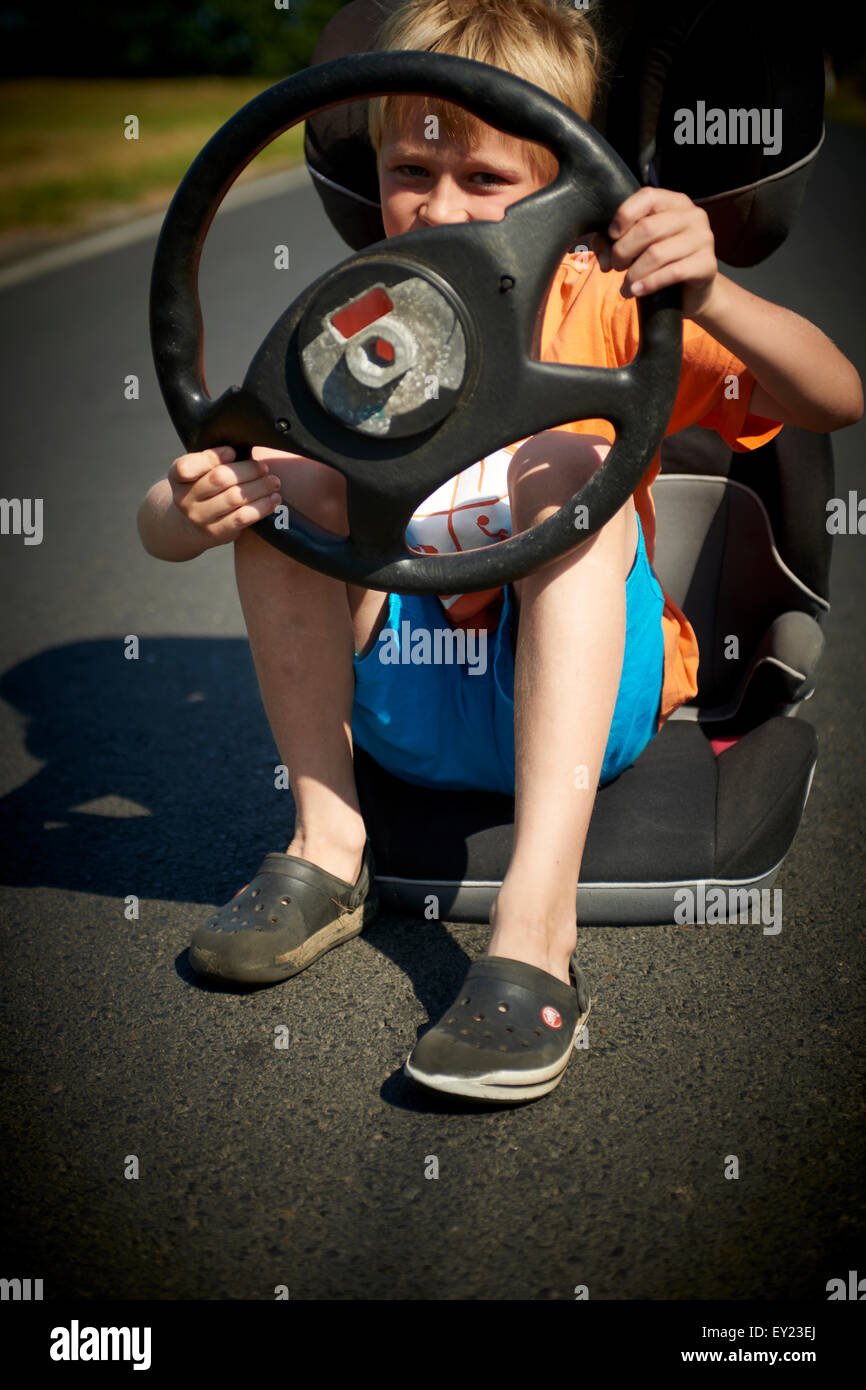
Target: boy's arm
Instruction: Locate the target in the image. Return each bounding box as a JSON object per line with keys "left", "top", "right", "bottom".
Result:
{"left": 689, "top": 275, "right": 863, "bottom": 432}
{"left": 137, "top": 447, "right": 282, "bottom": 562}
{"left": 137, "top": 475, "right": 212, "bottom": 563}
{"left": 598, "top": 188, "right": 863, "bottom": 434}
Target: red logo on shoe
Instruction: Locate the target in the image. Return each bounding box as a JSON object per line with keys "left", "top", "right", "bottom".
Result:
{"left": 232, "top": 883, "right": 249, "bottom": 899}
{"left": 541, "top": 1006, "right": 562, "bottom": 1029}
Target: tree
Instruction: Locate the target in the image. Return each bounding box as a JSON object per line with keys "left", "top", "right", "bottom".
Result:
{"left": 0, "top": 0, "right": 349, "bottom": 78}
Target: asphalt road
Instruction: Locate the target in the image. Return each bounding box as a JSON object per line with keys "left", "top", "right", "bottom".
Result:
{"left": 0, "top": 123, "right": 864, "bottom": 1304}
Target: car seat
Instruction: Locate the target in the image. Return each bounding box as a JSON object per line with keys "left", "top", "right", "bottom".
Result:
{"left": 302, "top": 0, "right": 832, "bottom": 922}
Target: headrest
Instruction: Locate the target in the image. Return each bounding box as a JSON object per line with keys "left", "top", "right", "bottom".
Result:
{"left": 304, "top": 0, "right": 826, "bottom": 265}
{"left": 601, "top": 0, "right": 826, "bottom": 265}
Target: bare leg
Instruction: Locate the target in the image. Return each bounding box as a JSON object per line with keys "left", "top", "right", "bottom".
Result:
{"left": 486, "top": 431, "right": 638, "bottom": 984}
{"left": 233, "top": 454, "right": 388, "bottom": 885}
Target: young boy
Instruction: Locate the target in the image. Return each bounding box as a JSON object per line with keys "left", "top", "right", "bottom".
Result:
{"left": 137, "top": 0, "right": 862, "bottom": 1102}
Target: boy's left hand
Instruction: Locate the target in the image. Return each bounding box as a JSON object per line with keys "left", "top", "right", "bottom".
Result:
{"left": 593, "top": 188, "right": 719, "bottom": 321}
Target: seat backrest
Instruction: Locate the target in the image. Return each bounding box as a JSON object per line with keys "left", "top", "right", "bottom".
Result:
{"left": 653, "top": 423, "right": 834, "bottom": 721}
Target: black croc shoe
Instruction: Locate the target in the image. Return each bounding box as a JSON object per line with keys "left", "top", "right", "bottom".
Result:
{"left": 189, "top": 840, "right": 378, "bottom": 985}
{"left": 404, "top": 951, "right": 592, "bottom": 1102}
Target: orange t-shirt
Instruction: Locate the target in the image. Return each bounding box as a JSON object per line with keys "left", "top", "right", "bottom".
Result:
{"left": 405, "top": 249, "right": 784, "bottom": 727}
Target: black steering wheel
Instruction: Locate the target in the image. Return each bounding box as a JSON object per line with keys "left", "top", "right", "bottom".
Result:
{"left": 150, "top": 51, "right": 682, "bottom": 594}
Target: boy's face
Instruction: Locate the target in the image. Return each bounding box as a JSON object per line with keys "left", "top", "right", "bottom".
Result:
{"left": 377, "top": 100, "right": 551, "bottom": 237}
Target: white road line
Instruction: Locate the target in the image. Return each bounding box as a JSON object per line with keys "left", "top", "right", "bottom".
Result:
{"left": 0, "top": 165, "right": 311, "bottom": 291}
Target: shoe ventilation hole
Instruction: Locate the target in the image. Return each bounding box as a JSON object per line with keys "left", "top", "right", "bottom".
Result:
{"left": 254, "top": 904, "right": 263, "bottom": 911}
{"left": 533, "top": 1028, "right": 542, "bottom": 1036}
{"left": 281, "top": 897, "right": 291, "bottom": 905}
{"left": 459, "top": 1028, "right": 470, "bottom": 1035}
{"left": 505, "top": 1026, "right": 513, "bottom": 1033}
{"left": 521, "top": 1040, "right": 529, "bottom": 1047}
{"left": 269, "top": 916, "right": 278, "bottom": 923}
{"left": 251, "top": 889, "right": 260, "bottom": 897}
{"left": 473, "top": 1014, "right": 484, "bottom": 1022}
{"left": 461, "top": 997, "right": 470, "bottom": 1006}
{"left": 497, "top": 1003, "right": 508, "bottom": 1012}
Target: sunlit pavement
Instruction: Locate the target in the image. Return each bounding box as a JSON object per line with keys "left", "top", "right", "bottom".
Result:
{"left": 0, "top": 124, "right": 864, "bottom": 1300}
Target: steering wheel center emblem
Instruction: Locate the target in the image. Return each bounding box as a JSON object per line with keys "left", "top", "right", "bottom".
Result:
{"left": 299, "top": 267, "right": 468, "bottom": 438}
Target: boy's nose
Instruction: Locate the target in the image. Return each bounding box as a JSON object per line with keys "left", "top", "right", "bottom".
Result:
{"left": 419, "top": 178, "right": 470, "bottom": 226}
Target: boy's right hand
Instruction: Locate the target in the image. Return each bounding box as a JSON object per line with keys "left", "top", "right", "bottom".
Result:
{"left": 168, "top": 446, "right": 282, "bottom": 548}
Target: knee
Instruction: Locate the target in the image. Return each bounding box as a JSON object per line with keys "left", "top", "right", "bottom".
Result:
{"left": 508, "top": 430, "right": 638, "bottom": 578}
{"left": 233, "top": 456, "right": 350, "bottom": 580}
{"left": 239, "top": 451, "right": 349, "bottom": 541}
{"left": 507, "top": 429, "right": 611, "bottom": 527}
{"left": 302, "top": 465, "right": 350, "bottom": 536}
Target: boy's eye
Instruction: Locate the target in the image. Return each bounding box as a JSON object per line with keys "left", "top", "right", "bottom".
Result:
{"left": 393, "top": 164, "right": 508, "bottom": 187}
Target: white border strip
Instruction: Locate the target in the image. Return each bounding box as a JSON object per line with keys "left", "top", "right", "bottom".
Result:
{"left": 374, "top": 853, "right": 791, "bottom": 892}
{"left": 305, "top": 159, "right": 382, "bottom": 208}
{"left": 694, "top": 126, "right": 826, "bottom": 205}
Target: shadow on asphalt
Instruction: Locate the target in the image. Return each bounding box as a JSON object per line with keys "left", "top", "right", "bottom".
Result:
{"left": 170, "top": 901, "right": 524, "bottom": 1119}
{"left": 0, "top": 635, "right": 539, "bottom": 1082}
{"left": 0, "top": 635, "right": 304, "bottom": 903}
{"left": 170, "top": 925, "right": 573, "bottom": 1114}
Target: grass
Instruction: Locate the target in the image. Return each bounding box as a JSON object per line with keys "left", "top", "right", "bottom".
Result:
{"left": 1, "top": 73, "right": 863, "bottom": 258}
{"left": 0, "top": 78, "right": 307, "bottom": 239}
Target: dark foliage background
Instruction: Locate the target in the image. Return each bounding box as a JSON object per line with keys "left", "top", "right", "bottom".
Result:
{"left": 0, "top": 2, "right": 863, "bottom": 93}
{"left": 0, "top": 0, "right": 347, "bottom": 78}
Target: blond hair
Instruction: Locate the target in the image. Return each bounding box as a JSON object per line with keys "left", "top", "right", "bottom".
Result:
{"left": 367, "top": 0, "right": 606, "bottom": 183}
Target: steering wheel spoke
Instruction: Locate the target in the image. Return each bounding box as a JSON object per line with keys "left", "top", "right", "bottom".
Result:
{"left": 191, "top": 386, "right": 285, "bottom": 455}
{"left": 343, "top": 474, "right": 415, "bottom": 562}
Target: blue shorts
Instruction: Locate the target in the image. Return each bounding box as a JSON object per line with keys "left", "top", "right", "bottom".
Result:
{"left": 351, "top": 514, "right": 665, "bottom": 794}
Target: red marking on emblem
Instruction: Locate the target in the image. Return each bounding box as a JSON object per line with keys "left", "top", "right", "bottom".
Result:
{"left": 331, "top": 287, "right": 394, "bottom": 340}
{"left": 541, "top": 1006, "right": 562, "bottom": 1029}
{"left": 373, "top": 336, "right": 394, "bottom": 362}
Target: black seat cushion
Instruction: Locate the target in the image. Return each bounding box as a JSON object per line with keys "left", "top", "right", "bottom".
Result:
{"left": 354, "top": 716, "right": 817, "bottom": 890}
